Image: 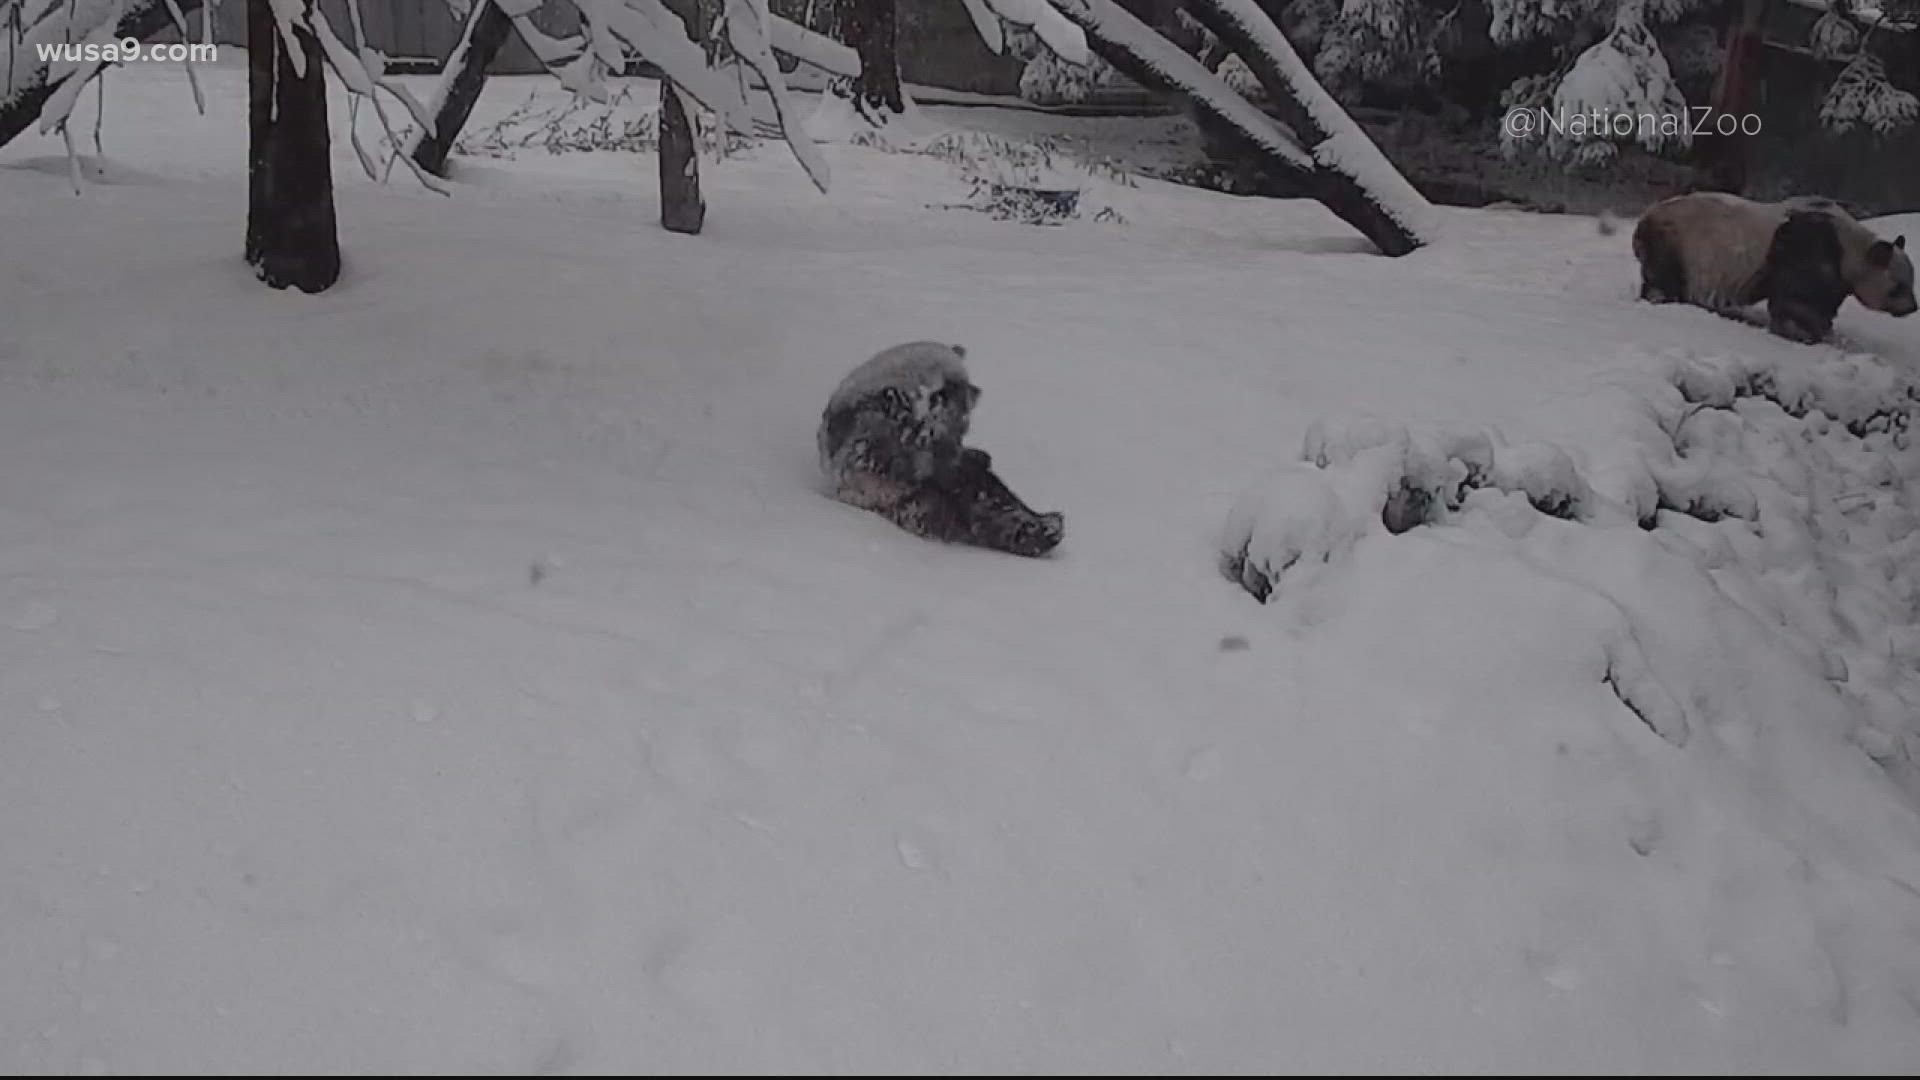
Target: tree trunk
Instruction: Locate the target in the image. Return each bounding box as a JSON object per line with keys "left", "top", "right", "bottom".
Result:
{"left": 1049, "top": 0, "right": 1427, "bottom": 255}
{"left": 659, "top": 81, "right": 706, "bottom": 233}
{"left": 842, "top": 0, "right": 904, "bottom": 118}
{"left": 1, "top": 0, "right": 204, "bottom": 149}
{"left": 1693, "top": 0, "right": 1769, "bottom": 193}
{"left": 407, "top": 0, "right": 516, "bottom": 178}
{"left": 246, "top": 0, "right": 341, "bottom": 293}
{"left": 1179, "top": 0, "right": 1428, "bottom": 257}
{"left": 659, "top": 0, "right": 710, "bottom": 234}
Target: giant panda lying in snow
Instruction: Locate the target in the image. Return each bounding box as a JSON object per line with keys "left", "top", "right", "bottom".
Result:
{"left": 1632, "top": 192, "right": 1915, "bottom": 343}
{"left": 817, "top": 341, "right": 1065, "bottom": 558}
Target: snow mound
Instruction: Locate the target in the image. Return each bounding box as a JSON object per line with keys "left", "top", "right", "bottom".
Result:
{"left": 1221, "top": 345, "right": 1920, "bottom": 794}
{"left": 1221, "top": 415, "right": 1598, "bottom": 602}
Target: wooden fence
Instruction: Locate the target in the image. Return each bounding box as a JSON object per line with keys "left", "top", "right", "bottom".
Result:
{"left": 158, "top": 0, "right": 1018, "bottom": 85}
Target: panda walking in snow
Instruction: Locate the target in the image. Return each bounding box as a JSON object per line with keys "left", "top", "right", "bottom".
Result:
{"left": 1632, "top": 192, "right": 1915, "bottom": 343}
{"left": 818, "top": 341, "right": 1065, "bottom": 558}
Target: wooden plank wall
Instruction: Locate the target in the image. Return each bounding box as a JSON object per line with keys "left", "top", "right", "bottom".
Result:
{"left": 155, "top": 0, "right": 582, "bottom": 74}
{"left": 145, "top": 0, "right": 1018, "bottom": 86}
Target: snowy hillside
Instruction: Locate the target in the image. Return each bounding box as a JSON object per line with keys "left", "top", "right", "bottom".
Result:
{"left": 5, "top": 59, "right": 1920, "bottom": 1073}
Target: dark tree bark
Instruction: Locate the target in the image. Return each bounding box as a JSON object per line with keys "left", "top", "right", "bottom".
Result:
{"left": 1, "top": 0, "right": 203, "bottom": 149}
{"left": 408, "top": 0, "right": 516, "bottom": 178}
{"left": 245, "top": 0, "right": 341, "bottom": 292}
{"left": 1691, "top": 0, "right": 1769, "bottom": 194}
{"left": 841, "top": 0, "right": 904, "bottom": 119}
{"left": 1180, "top": 0, "right": 1423, "bottom": 256}
{"left": 659, "top": 0, "right": 710, "bottom": 233}
{"left": 659, "top": 82, "right": 706, "bottom": 233}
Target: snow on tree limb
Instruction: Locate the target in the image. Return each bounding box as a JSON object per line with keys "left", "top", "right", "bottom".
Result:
{"left": 958, "top": 0, "right": 1005, "bottom": 54}
{"left": 4, "top": 0, "right": 125, "bottom": 108}
{"left": 1043, "top": 0, "right": 1312, "bottom": 170}
{"left": 573, "top": 0, "right": 753, "bottom": 127}
{"left": 34, "top": 16, "right": 120, "bottom": 134}
{"left": 726, "top": 0, "right": 830, "bottom": 191}
{"left": 3, "top": 0, "right": 208, "bottom": 148}
{"left": 768, "top": 13, "right": 861, "bottom": 77}
{"left": 267, "top": 0, "right": 312, "bottom": 79}
{"left": 1185, "top": 0, "right": 1435, "bottom": 246}
{"left": 8, "top": 0, "right": 122, "bottom": 116}
{"left": 158, "top": 0, "right": 206, "bottom": 113}
{"left": 980, "top": 0, "right": 1086, "bottom": 64}
{"left": 405, "top": 0, "right": 516, "bottom": 172}
{"left": 308, "top": 1, "right": 451, "bottom": 193}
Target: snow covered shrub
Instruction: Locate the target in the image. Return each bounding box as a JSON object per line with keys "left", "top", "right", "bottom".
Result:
{"left": 1820, "top": 53, "right": 1920, "bottom": 136}
{"left": 1013, "top": 32, "right": 1126, "bottom": 104}
{"left": 459, "top": 87, "right": 752, "bottom": 159}
{"left": 1538, "top": 9, "right": 1692, "bottom": 164}
{"left": 1312, "top": 0, "right": 1450, "bottom": 103}
{"left": 902, "top": 130, "right": 1132, "bottom": 225}
{"left": 965, "top": 182, "right": 1084, "bottom": 225}
{"left": 1234, "top": 0, "right": 1914, "bottom": 161}
{"left": 1811, "top": 7, "right": 1867, "bottom": 60}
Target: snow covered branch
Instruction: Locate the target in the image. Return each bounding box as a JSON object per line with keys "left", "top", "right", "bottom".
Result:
{"left": 1036, "top": 0, "right": 1428, "bottom": 255}
{"left": 1043, "top": 0, "right": 1311, "bottom": 170}
{"left": 1182, "top": 0, "right": 1434, "bottom": 253}
{"left": 979, "top": 0, "right": 1087, "bottom": 64}
{"left": 725, "top": 0, "right": 830, "bottom": 189}
{"left": 405, "top": 0, "right": 516, "bottom": 176}
{"left": 570, "top": 0, "right": 755, "bottom": 128}
{"left": 2, "top": 0, "right": 202, "bottom": 149}
{"left": 767, "top": 12, "right": 859, "bottom": 76}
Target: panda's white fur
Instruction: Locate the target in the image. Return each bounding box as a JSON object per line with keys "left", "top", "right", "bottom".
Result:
{"left": 1633, "top": 192, "right": 1915, "bottom": 341}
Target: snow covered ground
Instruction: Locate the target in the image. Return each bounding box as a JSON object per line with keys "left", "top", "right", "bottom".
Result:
{"left": 5, "top": 57, "right": 1920, "bottom": 1073}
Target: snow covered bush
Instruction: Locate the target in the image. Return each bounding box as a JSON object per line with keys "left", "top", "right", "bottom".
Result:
{"left": 1009, "top": 25, "right": 1127, "bottom": 104}
{"left": 1820, "top": 52, "right": 1920, "bottom": 135}
{"left": 1529, "top": 7, "right": 1693, "bottom": 165}
{"left": 1264, "top": 0, "right": 1916, "bottom": 163}
{"left": 1222, "top": 344, "right": 1920, "bottom": 788}
{"left": 457, "top": 85, "right": 754, "bottom": 159}
{"left": 1807, "top": 1, "right": 1920, "bottom": 137}
{"left": 1310, "top": 0, "right": 1452, "bottom": 101}
{"left": 904, "top": 130, "right": 1131, "bottom": 224}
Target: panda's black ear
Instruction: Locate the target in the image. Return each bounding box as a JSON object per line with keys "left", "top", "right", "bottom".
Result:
{"left": 965, "top": 382, "right": 982, "bottom": 408}
{"left": 951, "top": 344, "right": 967, "bottom": 358}
{"left": 1898, "top": 235, "right": 1907, "bottom": 250}
{"left": 1869, "top": 239, "right": 1897, "bottom": 267}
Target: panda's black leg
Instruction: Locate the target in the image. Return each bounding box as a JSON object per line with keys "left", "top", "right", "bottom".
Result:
{"left": 1636, "top": 222, "right": 1686, "bottom": 303}
{"left": 933, "top": 450, "right": 1063, "bottom": 558}
{"left": 877, "top": 483, "right": 973, "bottom": 545}
{"left": 1767, "top": 296, "right": 1836, "bottom": 344}
{"left": 1764, "top": 211, "right": 1850, "bottom": 344}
